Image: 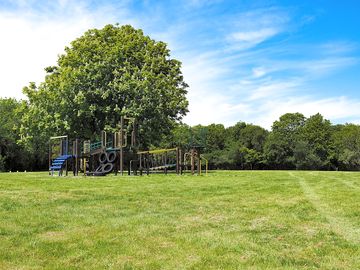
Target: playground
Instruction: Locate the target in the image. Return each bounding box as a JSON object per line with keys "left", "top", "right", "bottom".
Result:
{"left": 48, "top": 116, "right": 208, "bottom": 177}
{"left": 1, "top": 171, "right": 359, "bottom": 269}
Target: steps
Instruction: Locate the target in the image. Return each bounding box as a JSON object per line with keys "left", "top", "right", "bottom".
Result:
{"left": 49, "top": 155, "right": 73, "bottom": 176}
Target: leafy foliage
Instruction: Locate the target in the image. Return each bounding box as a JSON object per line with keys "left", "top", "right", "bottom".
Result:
{"left": 0, "top": 98, "right": 31, "bottom": 171}
{"left": 332, "top": 124, "right": 360, "bottom": 170}
{"left": 21, "top": 24, "right": 188, "bottom": 149}
{"left": 264, "top": 113, "right": 305, "bottom": 169}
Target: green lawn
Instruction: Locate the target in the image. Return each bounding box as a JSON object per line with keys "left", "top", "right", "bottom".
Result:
{"left": 0, "top": 171, "right": 359, "bottom": 269}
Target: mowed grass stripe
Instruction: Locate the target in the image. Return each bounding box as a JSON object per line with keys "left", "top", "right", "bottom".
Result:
{"left": 309, "top": 171, "right": 360, "bottom": 190}
{"left": 329, "top": 174, "right": 360, "bottom": 190}
{"left": 303, "top": 171, "right": 360, "bottom": 226}
{"left": 289, "top": 171, "right": 360, "bottom": 244}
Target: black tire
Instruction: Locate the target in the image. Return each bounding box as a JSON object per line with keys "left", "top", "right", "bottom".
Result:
{"left": 99, "top": 152, "right": 107, "bottom": 164}
{"left": 95, "top": 164, "right": 104, "bottom": 173}
{"left": 107, "top": 151, "right": 117, "bottom": 163}
{"left": 102, "top": 163, "right": 114, "bottom": 174}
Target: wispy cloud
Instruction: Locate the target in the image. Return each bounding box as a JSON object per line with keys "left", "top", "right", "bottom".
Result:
{"left": 0, "top": 1, "right": 359, "bottom": 129}
{"left": 225, "top": 8, "right": 290, "bottom": 50}
{"left": 229, "top": 28, "right": 280, "bottom": 50}
{"left": 179, "top": 6, "right": 360, "bottom": 128}
{"left": 248, "top": 79, "right": 302, "bottom": 101}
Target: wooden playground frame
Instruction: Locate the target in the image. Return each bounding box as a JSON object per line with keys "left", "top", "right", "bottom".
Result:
{"left": 48, "top": 116, "right": 208, "bottom": 176}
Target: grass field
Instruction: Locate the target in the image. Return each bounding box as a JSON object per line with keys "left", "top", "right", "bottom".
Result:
{"left": 0, "top": 171, "right": 359, "bottom": 269}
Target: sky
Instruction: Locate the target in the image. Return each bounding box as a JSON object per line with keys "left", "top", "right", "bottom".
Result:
{"left": 0, "top": 0, "right": 360, "bottom": 129}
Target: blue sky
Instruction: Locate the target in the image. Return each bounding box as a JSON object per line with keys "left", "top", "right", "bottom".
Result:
{"left": 0, "top": 0, "right": 359, "bottom": 128}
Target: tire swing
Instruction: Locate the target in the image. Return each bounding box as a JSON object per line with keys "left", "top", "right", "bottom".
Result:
{"left": 95, "top": 164, "right": 104, "bottom": 173}
{"left": 99, "top": 152, "right": 107, "bottom": 164}
{"left": 92, "top": 152, "right": 110, "bottom": 176}
{"left": 95, "top": 151, "right": 116, "bottom": 175}
{"left": 102, "top": 163, "right": 114, "bottom": 174}
{"left": 107, "top": 151, "right": 117, "bottom": 163}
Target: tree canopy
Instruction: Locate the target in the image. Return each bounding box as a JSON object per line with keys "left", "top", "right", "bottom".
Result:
{"left": 21, "top": 24, "right": 189, "bottom": 149}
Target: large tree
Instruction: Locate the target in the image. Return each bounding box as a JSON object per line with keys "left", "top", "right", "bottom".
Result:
{"left": 237, "top": 124, "right": 268, "bottom": 152}
{"left": 22, "top": 24, "right": 188, "bottom": 150}
{"left": 300, "top": 113, "right": 333, "bottom": 169}
{"left": 332, "top": 124, "right": 360, "bottom": 170}
{"left": 264, "top": 113, "right": 305, "bottom": 169}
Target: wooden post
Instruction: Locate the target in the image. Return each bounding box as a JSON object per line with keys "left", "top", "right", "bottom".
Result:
{"left": 76, "top": 139, "right": 79, "bottom": 176}
{"left": 83, "top": 158, "right": 86, "bottom": 176}
{"left": 101, "top": 131, "right": 107, "bottom": 149}
{"left": 48, "top": 140, "right": 51, "bottom": 175}
{"left": 176, "top": 147, "right": 179, "bottom": 175}
{"left": 120, "top": 116, "right": 124, "bottom": 175}
{"left": 197, "top": 148, "right": 201, "bottom": 175}
{"left": 179, "top": 149, "right": 183, "bottom": 175}
{"left": 146, "top": 153, "right": 150, "bottom": 175}
{"left": 72, "top": 140, "right": 78, "bottom": 176}
{"left": 131, "top": 120, "right": 136, "bottom": 147}
{"left": 191, "top": 148, "right": 195, "bottom": 175}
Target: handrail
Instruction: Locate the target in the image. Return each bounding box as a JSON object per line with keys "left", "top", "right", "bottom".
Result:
{"left": 90, "top": 141, "right": 102, "bottom": 150}
{"left": 138, "top": 148, "right": 177, "bottom": 155}
{"left": 50, "top": 135, "right": 68, "bottom": 140}
{"left": 89, "top": 140, "right": 114, "bottom": 152}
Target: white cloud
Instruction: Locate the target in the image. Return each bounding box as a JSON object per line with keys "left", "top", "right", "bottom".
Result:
{"left": 249, "top": 96, "right": 360, "bottom": 129}
{"left": 0, "top": 1, "right": 134, "bottom": 99}
{"left": 248, "top": 79, "right": 302, "bottom": 101}
{"left": 302, "top": 57, "right": 358, "bottom": 77}
{"left": 180, "top": 53, "right": 229, "bottom": 124}
{"left": 229, "top": 28, "right": 280, "bottom": 49}
{"left": 226, "top": 8, "right": 289, "bottom": 51}
{"left": 252, "top": 66, "right": 267, "bottom": 78}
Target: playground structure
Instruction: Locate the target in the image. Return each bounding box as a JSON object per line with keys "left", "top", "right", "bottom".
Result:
{"left": 137, "top": 147, "right": 208, "bottom": 176}
{"left": 48, "top": 117, "right": 208, "bottom": 177}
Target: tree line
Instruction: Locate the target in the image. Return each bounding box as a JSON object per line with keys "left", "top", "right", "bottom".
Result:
{"left": 160, "top": 113, "right": 360, "bottom": 171}
{"left": 1, "top": 96, "right": 359, "bottom": 172}
{"left": 0, "top": 24, "right": 359, "bottom": 172}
